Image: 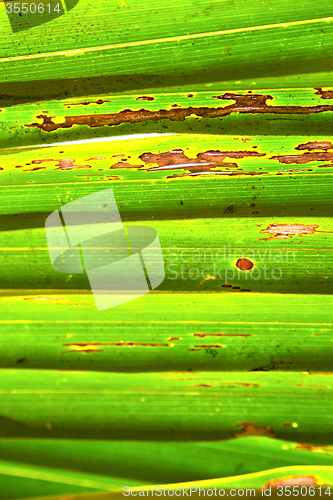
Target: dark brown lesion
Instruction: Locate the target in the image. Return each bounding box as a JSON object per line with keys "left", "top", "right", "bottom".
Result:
{"left": 136, "top": 96, "right": 155, "bottom": 101}
{"left": 131, "top": 148, "right": 267, "bottom": 177}
{"left": 193, "top": 333, "right": 251, "bottom": 337}
{"left": 61, "top": 349, "right": 104, "bottom": 354}
{"left": 62, "top": 341, "right": 172, "bottom": 347}
{"left": 25, "top": 93, "right": 333, "bottom": 132}
{"left": 295, "top": 141, "right": 333, "bottom": 151}
{"left": 314, "top": 87, "right": 333, "bottom": 99}
{"left": 235, "top": 422, "right": 276, "bottom": 438}
{"left": 65, "top": 99, "right": 111, "bottom": 106}
{"left": 236, "top": 258, "right": 254, "bottom": 271}
{"left": 194, "top": 344, "right": 225, "bottom": 348}
{"left": 270, "top": 151, "right": 333, "bottom": 164}
{"left": 54, "top": 159, "right": 92, "bottom": 170}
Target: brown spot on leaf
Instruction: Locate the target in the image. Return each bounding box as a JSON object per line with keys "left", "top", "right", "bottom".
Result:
{"left": 187, "top": 348, "right": 202, "bottom": 351}
{"left": 305, "top": 372, "right": 333, "bottom": 375}
{"left": 137, "top": 149, "right": 266, "bottom": 177}
{"left": 22, "top": 167, "right": 46, "bottom": 171}
{"left": 260, "top": 223, "right": 322, "bottom": 240}
{"left": 194, "top": 344, "right": 225, "bottom": 348}
{"left": 168, "top": 337, "right": 180, "bottom": 341}
{"left": 193, "top": 333, "right": 251, "bottom": 337}
{"left": 221, "top": 382, "right": 260, "bottom": 387}
{"left": 61, "top": 349, "right": 103, "bottom": 354}
{"left": 193, "top": 384, "right": 213, "bottom": 388}
{"left": 55, "top": 159, "right": 92, "bottom": 170}
{"left": 32, "top": 159, "right": 56, "bottom": 164}
{"left": 105, "top": 149, "right": 268, "bottom": 177}
{"left": 136, "top": 96, "right": 155, "bottom": 101}
{"left": 271, "top": 151, "right": 333, "bottom": 164}
{"left": 296, "top": 141, "right": 333, "bottom": 151}
{"left": 66, "top": 99, "right": 111, "bottom": 106}
{"left": 109, "top": 162, "right": 144, "bottom": 170}
{"left": 236, "top": 258, "right": 254, "bottom": 270}
{"left": 314, "top": 87, "right": 333, "bottom": 99}
{"left": 26, "top": 94, "right": 333, "bottom": 132}
{"left": 235, "top": 422, "right": 276, "bottom": 438}
{"left": 62, "top": 341, "right": 172, "bottom": 348}
{"left": 295, "top": 443, "right": 333, "bottom": 454}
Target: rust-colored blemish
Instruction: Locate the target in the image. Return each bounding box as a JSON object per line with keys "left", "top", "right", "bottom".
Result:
{"left": 295, "top": 443, "right": 333, "bottom": 454}
{"left": 194, "top": 344, "right": 225, "bottom": 348}
{"left": 65, "top": 99, "right": 111, "bottom": 106}
{"left": 109, "top": 161, "right": 145, "bottom": 171}
{"left": 55, "top": 159, "right": 92, "bottom": 170}
{"left": 266, "top": 476, "right": 319, "bottom": 488}
{"left": 220, "top": 382, "right": 260, "bottom": 387}
{"left": 26, "top": 94, "right": 333, "bottom": 132}
{"left": 296, "top": 141, "right": 333, "bottom": 151}
{"left": 32, "top": 159, "right": 56, "bottom": 164}
{"left": 23, "top": 166, "right": 46, "bottom": 171}
{"left": 306, "top": 372, "right": 333, "bottom": 375}
{"left": 61, "top": 349, "right": 103, "bottom": 354}
{"left": 295, "top": 384, "right": 327, "bottom": 388}
{"left": 62, "top": 341, "right": 172, "bottom": 348}
{"left": 193, "top": 384, "right": 213, "bottom": 388}
{"left": 136, "top": 96, "right": 155, "bottom": 101}
{"left": 107, "top": 149, "right": 267, "bottom": 177}
{"left": 235, "top": 422, "right": 276, "bottom": 438}
{"left": 236, "top": 258, "right": 254, "bottom": 270}
{"left": 168, "top": 337, "right": 180, "bottom": 341}
{"left": 278, "top": 169, "right": 313, "bottom": 172}
{"left": 86, "top": 157, "right": 106, "bottom": 160}
{"left": 193, "top": 333, "right": 251, "bottom": 337}
{"left": 259, "top": 223, "right": 331, "bottom": 240}
{"left": 314, "top": 87, "right": 333, "bottom": 99}
{"left": 282, "top": 422, "right": 292, "bottom": 427}
{"left": 271, "top": 151, "right": 333, "bottom": 164}
{"left": 187, "top": 348, "right": 202, "bottom": 351}
{"left": 138, "top": 149, "right": 266, "bottom": 177}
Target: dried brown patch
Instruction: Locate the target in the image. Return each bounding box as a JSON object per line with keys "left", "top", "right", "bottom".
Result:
{"left": 260, "top": 223, "right": 319, "bottom": 240}
{"left": 193, "top": 333, "right": 251, "bottom": 338}
{"left": 66, "top": 99, "right": 111, "bottom": 106}
{"left": 136, "top": 96, "right": 155, "bottom": 101}
{"left": 194, "top": 344, "right": 225, "bottom": 348}
{"left": 270, "top": 151, "right": 333, "bottom": 164}
{"left": 314, "top": 87, "right": 333, "bottom": 99}
{"left": 62, "top": 341, "right": 172, "bottom": 348}
{"left": 235, "top": 422, "right": 276, "bottom": 438}
{"left": 296, "top": 141, "right": 333, "bottom": 151}
{"left": 295, "top": 443, "right": 333, "bottom": 455}
{"left": 26, "top": 93, "right": 333, "bottom": 132}
{"left": 236, "top": 258, "right": 254, "bottom": 271}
